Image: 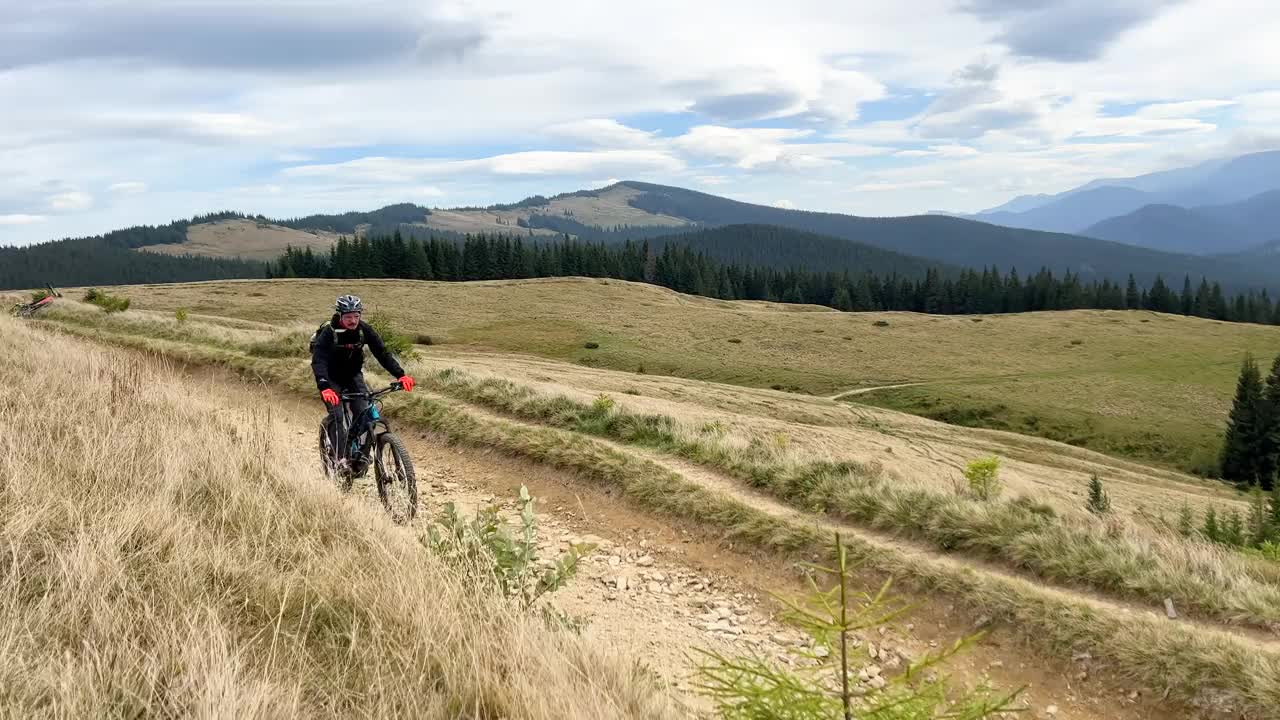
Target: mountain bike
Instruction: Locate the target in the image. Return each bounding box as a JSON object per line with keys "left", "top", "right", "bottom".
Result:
{"left": 318, "top": 381, "right": 418, "bottom": 522}
{"left": 10, "top": 286, "right": 61, "bottom": 318}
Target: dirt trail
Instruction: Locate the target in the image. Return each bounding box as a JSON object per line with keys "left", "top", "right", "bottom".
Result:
{"left": 829, "top": 382, "right": 930, "bottom": 400}
{"left": 179, "top": 363, "right": 1221, "bottom": 720}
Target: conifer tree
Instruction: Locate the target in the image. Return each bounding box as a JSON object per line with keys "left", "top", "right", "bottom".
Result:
{"left": 1221, "top": 355, "right": 1265, "bottom": 485}
{"left": 1258, "top": 353, "right": 1280, "bottom": 491}
{"left": 1225, "top": 509, "right": 1245, "bottom": 546}
{"left": 1178, "top": 502, "right": 1194, "bottom": 537}
{"left": 1086, "top": 473, "right": 1111, "bottom": 515}
{"left": 1125, "top": 274, "right": 1140, "bottom": 309}
{"left": 1202, "top": 506, "right": 1220, "bottom": 542}
{"left": 1248, "top": 488, "right": 1272, "bottom": 546}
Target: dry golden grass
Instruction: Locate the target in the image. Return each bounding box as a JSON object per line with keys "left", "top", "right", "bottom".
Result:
{"left": 0, "top": 315, "right": 680, "bottom": 719}
{"left": 140, "top": 219, "right": 340, "bottom": 261}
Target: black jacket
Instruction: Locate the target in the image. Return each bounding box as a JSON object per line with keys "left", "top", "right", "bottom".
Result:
{"left": 311, "top": 315, "right": 405, "bottom": 391}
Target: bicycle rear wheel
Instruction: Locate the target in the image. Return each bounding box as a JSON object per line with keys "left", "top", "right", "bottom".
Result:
{"left": 375, "top": 431, "right": 417, "bottom": 522}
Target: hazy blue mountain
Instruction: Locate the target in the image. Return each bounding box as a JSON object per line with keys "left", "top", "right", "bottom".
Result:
{"left": 959, "top": 150, "right": 1280, "bottom": 235}
{"left": 974, "top": 193, "right": 1056, "bottom": 215}
{"left": 974, "top": 186, "right": 1155, "bottom": 234}
{"left": 1083, "top": 204, "right": 1245, "bottom": 255}
{"left": 1081, "top": 190, "right": 1280, "bottom": 255}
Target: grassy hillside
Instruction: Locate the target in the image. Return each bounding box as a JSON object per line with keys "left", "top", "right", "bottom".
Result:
{"left": 75, "top": 276, "right": 1280, "bottom": 474}
{"left": 24, "top": 294, "right": 1280, "bottom": 717}
{"left": 0, "top": 315, "right": 678, "bottom": 718}
{"left": 141, "top": 218, "right": 340, "bottom": 261}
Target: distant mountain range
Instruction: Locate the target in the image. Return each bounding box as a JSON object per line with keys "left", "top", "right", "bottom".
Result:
{"left": 956, "top": 151, "right": 1280, "bottom": 256}
{"left": 6, "top": 173, "right": 1280, "bottom": 292}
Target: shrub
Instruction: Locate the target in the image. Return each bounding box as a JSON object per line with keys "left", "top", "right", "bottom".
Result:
{"left": 1070, "top": 339, "right": 1084, "bottom": 346}
{"left": 83, "top": 288, "right": 130, "bottom": 313}
{"left": 1178, "top": 503, "right": 1194, "bottom": 537}
{"left": 174, "top": 308, "right": 189, "bottom": 324}
{"left": 425, "top": 485, "right": 593, "bottom": 610}
{"left": 365, "top": 312, "right": 417, "bottom": 360}
{"left": 246, "top": 331, "right": 310, "bottom": 358}
{"left": 414, "top": 333, "right": 435, "bottom": 346}
{"left": 727, "top": 338, "right": 742, "bottom": 344}
{"left": 30, "top": 289, "right": 51, "bottom": 302}
{"left": 1086, "top": 473, "right": 1111, "bottom": 515}
{"left": 591, "top": 394, "right": 616, "bottom": 414}
{"left": 873, "top": 320, "right": 890, "bottom": 327}
{"left": 583, "top": 341, "right": 600, "bottom": 350}
{"left": 962, "top": 456, "right": 1002, "bottom": 500}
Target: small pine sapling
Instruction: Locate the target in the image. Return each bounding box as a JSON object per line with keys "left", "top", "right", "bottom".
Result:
{"left": 1202, "top": 506, "right": 1220, "bottom": 543}
{"left": 1086, "top": 473, "right": 1111, "bottom": 515}
{"left": 693, "top": 533, "right": 1023, "bottom": 720}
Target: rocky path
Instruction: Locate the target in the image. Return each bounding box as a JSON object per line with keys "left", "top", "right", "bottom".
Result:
{"left": 190, "top": 364, "right": 1215, "bottom": 720}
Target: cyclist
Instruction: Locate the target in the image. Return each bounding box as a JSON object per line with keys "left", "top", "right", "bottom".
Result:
{"left": 311, "top": 294, "right": 415, "bottom": 469}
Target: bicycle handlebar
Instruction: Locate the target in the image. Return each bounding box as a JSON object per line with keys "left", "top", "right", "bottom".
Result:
{"left": 338, "top": 381, "right": 404, "bottom": 401}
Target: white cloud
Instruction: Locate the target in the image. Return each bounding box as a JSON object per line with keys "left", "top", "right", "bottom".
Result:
{"left": 1, "top": 0, "right": 1278, "bottom": 244}
{"left": 543, "top": 119, "right": 659, "bottom": 148}
{"left": 1237, "top": 91, "right": 1280, "bottom": 124}
{"left": 0, "top": 214, "right": 47, "bottom": 225}
{"left": 895, "top": 144, "right": 980, "bottom": 158}
{"left": 670, "top": 126, "right": 829, "bottom": 170}
{"left": 1137, "top": 99, "right": 1236, "bottom": 118}
{"left": 773, "top": 199, "right": 796, "bottom": 209}
{"left": 47, "top": 191, "right": 93, "bottom": 212}
{"left": 853, "top": 180, "right": 949, "bottom": 192}
{"left": 285, "top": 149, "right": 684, "bottom": 182}
{"left": 108, "top": 181, "right": 148, "bottom": 194}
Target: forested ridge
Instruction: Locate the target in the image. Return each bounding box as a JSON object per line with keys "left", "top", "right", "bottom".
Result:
{"left": 0, "top": 213, "right": 262, "bottom": 290}
{"left": 270, "top": 227, "right": 1280, "bottom": 325}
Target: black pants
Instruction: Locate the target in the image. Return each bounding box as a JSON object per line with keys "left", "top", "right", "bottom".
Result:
{"left": 324, "top": 374, "right": 370, "bottom": 462}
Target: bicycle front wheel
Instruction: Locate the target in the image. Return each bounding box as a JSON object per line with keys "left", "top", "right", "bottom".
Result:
{"left": 375, "top": 432, "right": 417, "bottom": 522}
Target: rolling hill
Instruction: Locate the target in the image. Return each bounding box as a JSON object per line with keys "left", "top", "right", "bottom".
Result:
{"left": 7, "top": 178, "right": 1280, "bottom": 293}
{"left": 139, "top": 218, "right": 341, "bottom": 261}
{"left": 606, "top": 181, "right": 1279, "bottom": 290}
{"left": 1081, "top": 190, "right": 1280, "bottom": 255}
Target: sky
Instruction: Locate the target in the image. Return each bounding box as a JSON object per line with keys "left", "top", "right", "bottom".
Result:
{"left": 2, "top": 0, "right": 1279, "bottom": 246}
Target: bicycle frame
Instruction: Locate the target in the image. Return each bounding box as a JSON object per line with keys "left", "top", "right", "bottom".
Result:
{"left": 330, "top": 382, "right": 402, "bottom": 463}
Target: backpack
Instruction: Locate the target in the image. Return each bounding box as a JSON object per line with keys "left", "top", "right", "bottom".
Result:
{"left": 309, "top": 321, "right": 365, "bottom": 355}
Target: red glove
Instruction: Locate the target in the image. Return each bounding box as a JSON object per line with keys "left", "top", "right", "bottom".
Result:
{"left": 321, "top": 389, "right": 339, "bottom": 406}
{"left": 399, "top": 375, "right": 415, "bottom": 392}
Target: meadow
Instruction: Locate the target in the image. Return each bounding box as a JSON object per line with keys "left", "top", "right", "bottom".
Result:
{"left": 113, "top": 276, "right": 1280, "bottom": 474}
{"left": 19, "top": 282, "right": 1280, "bottom": 717}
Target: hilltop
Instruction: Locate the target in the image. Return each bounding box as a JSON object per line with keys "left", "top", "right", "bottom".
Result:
{"left": 8, "top": 180, "right": 1280, "bottom": 293}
